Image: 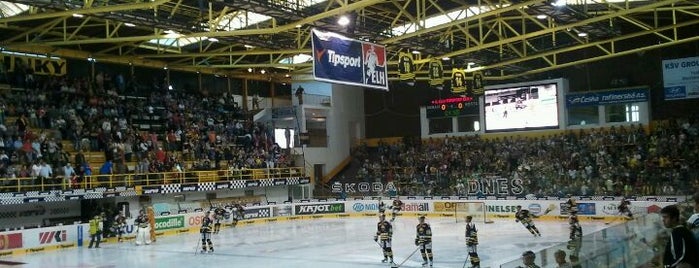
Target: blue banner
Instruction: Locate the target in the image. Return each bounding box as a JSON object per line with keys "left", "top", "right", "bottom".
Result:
{"left": 566, "top": 88, "right": 648, "bottom": 107}
{"left": 312, "top": 29, "right": 388, "bottom": 90}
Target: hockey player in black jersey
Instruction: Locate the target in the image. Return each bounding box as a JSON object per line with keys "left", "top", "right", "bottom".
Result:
{"left": 565, "top": 195, "right": 578, "bottom": 215}
{"left": 618, "top": 198, "right": 633, "bottom": 220}
{"left": 415, "top": 216, "right": 434, "bottom": 267}
{"left": 374, "top": 214, "right": 395, "bottom": 265}
{"left": 200, "top": 211, "right": 214, "bottom": 253}
{"left": 569, "top": 214, "right": 582, "bottom": 240}
{"left": 465, "top": 216, "right": 481, "bottom": 268}
{"left": 515, "top": 205, "right": 541, "bottom": 237}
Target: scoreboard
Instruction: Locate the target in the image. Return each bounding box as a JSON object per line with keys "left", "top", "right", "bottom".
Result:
{"left": 426, "top": 97, "right": 480, "bottom": 118}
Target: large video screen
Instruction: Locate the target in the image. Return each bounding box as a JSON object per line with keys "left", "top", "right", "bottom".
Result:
{"left": 484, "top": 83, "right": 559, "bottom": 132}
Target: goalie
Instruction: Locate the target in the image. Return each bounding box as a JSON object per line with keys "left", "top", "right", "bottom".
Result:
{"left": 515, "top": 205, "right": 542, "bottom": 237}
{"left": 390, "top": 197, "right": 403, "bottom": 222}
{"left": 134, "top": 210, "right": 151, "bottom": 246}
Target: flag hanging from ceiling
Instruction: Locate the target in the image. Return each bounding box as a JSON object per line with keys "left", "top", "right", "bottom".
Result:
{"left": 398, "top": 52, "right": 415, "bottom": 82}
{"left": 472, "top": 71, "right": 485, "bottom": 95}
{"left": 428, "top": 59, "right": 444, "bottom": 88}
{"left": 451, "top": 68, "right": 466, "bottom": 94}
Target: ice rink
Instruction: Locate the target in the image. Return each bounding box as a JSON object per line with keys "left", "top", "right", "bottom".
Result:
{"left": 4, "top": 217, "right": 614, "bottom": 268}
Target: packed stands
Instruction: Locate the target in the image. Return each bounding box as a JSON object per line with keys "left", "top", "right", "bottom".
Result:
{"left": 347, "top": 120, "right": 699, "bottom": 197}
{"left": 0, "top": 71, "right": 295, "bottom": 192}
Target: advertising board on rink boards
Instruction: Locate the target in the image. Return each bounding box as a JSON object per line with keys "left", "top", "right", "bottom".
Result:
{"left": 0, "top": 198, "right": 680, "bottom": 255}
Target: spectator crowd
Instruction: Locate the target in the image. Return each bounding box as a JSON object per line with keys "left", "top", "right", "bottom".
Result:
{"left": 352, "top": 119, "right": 699, "bottom": 197}
{"left": 0, "top": 68, "right": 291, "bottom": 190}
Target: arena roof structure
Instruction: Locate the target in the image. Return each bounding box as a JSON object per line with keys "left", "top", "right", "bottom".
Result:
{"left": 1, "top": 0, "right": 698, "bottom": 82}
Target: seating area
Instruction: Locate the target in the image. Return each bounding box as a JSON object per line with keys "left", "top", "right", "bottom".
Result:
{"left": 0, "top": 70, "right": 297, "bottom": 193}
{"left": 349, "top": 119, "right": 699, "bottom": 197}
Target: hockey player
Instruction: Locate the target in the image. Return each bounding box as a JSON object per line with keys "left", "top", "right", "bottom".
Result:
{"left": 378, "top": 197, "right": 387, "bottom": 216}
{"left": 213, "top": 207, "right": 226, "bottom": 234}
{"left": 618, "top": 198, "right": 633, "bottom": 220}
{"left": 568, "top": 214, "right": 582, "bottom": 240}
{"left": 232, "top": 203, "right": 245, "bottom": 227}
{"left": 113, "top": 212, "right": 126, "bottom": 242}
{"left": 390, "top": 197, "right": 403, "bottom": 222}
{"left": 515, "top": 205, "right": 541, "bottom": 237}
{"left": 134, "top": 210, "right": 151, "bottom": 246}
{"left": 374, "top": 214, "right": 395, "bottom": 265}
{"left": 200, "top": 211, "right": 215, "bottom": 253}
{"left": 565, "top": 195, "right": 578, "bottom": 216}
{"left": 465, "top": 216, "right": 481, "bottom": 268}
{"left": 415, "top": 216, "right": 434, "bottom": 267}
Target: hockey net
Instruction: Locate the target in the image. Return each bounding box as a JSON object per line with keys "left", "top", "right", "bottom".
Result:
{"left": 450, "top": 201, "right": 494, "bottom": 224}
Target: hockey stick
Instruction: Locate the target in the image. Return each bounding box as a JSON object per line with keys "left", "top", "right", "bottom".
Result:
{"left": 395, "top": 245, "right": 422, "bottom": 267}
{"left": 194, "top": 239, "right": 200, "bottom": 255}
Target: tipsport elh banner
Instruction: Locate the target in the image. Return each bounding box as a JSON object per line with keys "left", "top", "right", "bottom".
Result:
{"left": 312, "top": 29, "right": 388, "bottom": 91}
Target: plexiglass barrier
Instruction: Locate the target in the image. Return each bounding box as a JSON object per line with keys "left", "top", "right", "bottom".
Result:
{"left": 499, "top": 213, "right": 663, "bottom": 268}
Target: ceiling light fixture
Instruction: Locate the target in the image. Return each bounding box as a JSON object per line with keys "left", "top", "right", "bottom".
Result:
{"left": 260, "top": 69, "right": 266, "bottom": 74}
{"left": 209, "top": 38, "right": 219, "bottom": 42}
{"left": 72, "top": 13, "right": 84, "bottom": 18}
{"left": 124, "top": 22, "right": 136, "bottom": 27}
{"left": 536, "top": 14, "right": 547, "bottom": 19}
{"left": 411, "top": 50, "right": 421, "bottom": 54}
{"left": 247, "top": 68, "right": 253, "bottom": 73}
{"left": 577, "top": 32, "right": 588, "bottom": 37}
{"left": 441, "top": 57, "right": 450, "bottom": 61}
{"left": 337, "top": 15, "right": 350, "bottom": 26}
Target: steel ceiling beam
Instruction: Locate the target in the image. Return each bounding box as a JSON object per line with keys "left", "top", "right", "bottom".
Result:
{"left": 18, "top": 0, "right": 385, "bottom": 46}
{"left": 0, "top": 0, "right": 172, "bottom": 23}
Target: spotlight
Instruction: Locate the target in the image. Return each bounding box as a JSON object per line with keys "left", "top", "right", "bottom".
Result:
{"left": 577, "top": 32, "right": 588, "bottom": 37}
{"left": 536, "top": 14, "right": 547, "bottom": 19}
{"left": 72, "top": 13, "right": 84, "bottom": 18}
{"left": 337, "top": 15, "right": 350, "bottom": 26}
{"left": 163, "top": 66, "right": 168, "bottom": 70}
{"left": 247, "top": 68, "right": 253, "bottom": 73}
{"left": 260, "top": 69, "right": 266, "bottom": 74}
{"left": 124, "top": 22, "right": 136, "bottom": 27}
{"left": 441, "top": 57, "right": 450, "bottom": 61}
{"left": 411, "top": 50, "right": 421, "bottom": 54}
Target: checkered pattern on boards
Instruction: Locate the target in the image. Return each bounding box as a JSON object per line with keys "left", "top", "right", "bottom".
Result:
{"left": 259, "top": 179, "right": 274, "bottom": 187}
{"left": 1, "top": 198, "right": 24, "bottom": 205}
{"left": 230, "top": 180, "right": 246, "bottom": 189}
{"left": 286, "top": 177, "right": 300, "bottom": 185}
{"left": 197, "top": 182, "right": 216, "bottom": 191}
{"left": 160, "top": 184, "right": 181, "bottom": 194}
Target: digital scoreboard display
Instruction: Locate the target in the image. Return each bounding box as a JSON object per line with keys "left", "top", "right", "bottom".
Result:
{"left": 484, "top": 83, "right": 559, "bottom": 132}
{"left": 425, "top": 97, "right": 479, "bottom": 118}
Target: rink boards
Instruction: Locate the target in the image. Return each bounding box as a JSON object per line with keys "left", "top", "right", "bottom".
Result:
{"left": 0, "top": 198, "right": 677, "bottom": 256}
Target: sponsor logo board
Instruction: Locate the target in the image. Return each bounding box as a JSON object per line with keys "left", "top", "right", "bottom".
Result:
{"left": 295, "top": 203, "right": 345, "bottom": 215}
{"left": 154, "top": 215, "right": 185, "bottom": 231}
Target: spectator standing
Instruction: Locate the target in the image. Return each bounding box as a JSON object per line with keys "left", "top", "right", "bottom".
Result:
{"left": 661, "top": 205, "right": 698, "bottom": 268}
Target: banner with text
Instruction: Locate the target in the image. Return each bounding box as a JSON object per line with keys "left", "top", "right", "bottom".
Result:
{"left": 3, "top": 54, "right": 67, "bottom": 76}
{"left": 312, "top": 29, "right": 388, "bottom": 90}
{"left": 566, "top": 88, "right": 649, "bottom": 107}
{"left": 294, "top": 203, "right": 345, "bottom": 215}
{"left": 662, "top": 56, "right": 699, "bottom": 100}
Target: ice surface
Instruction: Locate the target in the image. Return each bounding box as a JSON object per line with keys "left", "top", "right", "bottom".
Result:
{"left": 5, "top": 217, "right": 613, "bottom": 268}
